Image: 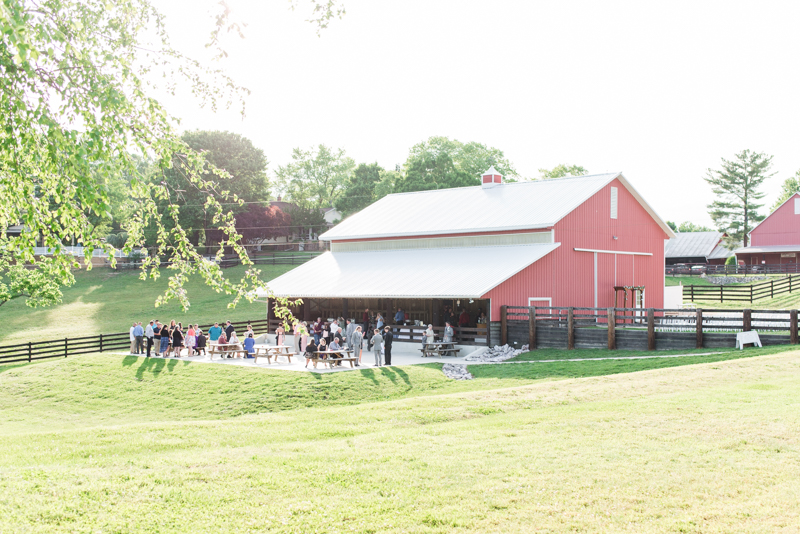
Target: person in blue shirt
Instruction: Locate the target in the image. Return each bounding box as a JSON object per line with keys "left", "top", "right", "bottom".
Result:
{"left": 394, "top": 308, "right": 404, "bottom": 324}
{"left": 208, "top": 323, "right": 222, "bottom": 344}
{"left": 243, "top": 333, "right": 256, "bottom": 358}
{"left": 133, "top": 322, "right": 145, "bottom": 355}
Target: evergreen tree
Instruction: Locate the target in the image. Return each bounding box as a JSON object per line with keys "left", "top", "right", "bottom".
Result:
{"left": 771, "top": 170, "right": 800, "bottom": 211}
{"left": 705, "top": 150, "right": 774, "bottom": 247}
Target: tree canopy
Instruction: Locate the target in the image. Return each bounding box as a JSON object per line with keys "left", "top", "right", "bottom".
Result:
{"left": 771, "top": 170, "right": 800, "bottom": 211}
{"left": 402, "top": 136, "right": 519, "bottom": 184}
{"left": 275, "top": 145, "right": 355, "bottom": 210}
{"left": 705, "top": 150, "right": 773, "bottom": 247}
{"left": 538, "top": 164, "right": 589, "bottom": 180}
{"left": 0, "top": 0, "right": 341, "bottom": 311}
{"left": 666, "top": 221, "right": 714, "bottom": 233}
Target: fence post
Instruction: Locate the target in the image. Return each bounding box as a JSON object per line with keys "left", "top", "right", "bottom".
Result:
{"left": 696, "top": 309, "right": 703, "bottom": 348}
{"left": 791, "top": 274, "right": 794, "bottom": 294}
{"left": 791, "top": 310, "right": 798, "bottom": 345}
{"left": 647, "top": 308, "right": 655, "bottom": 351}
{"left": 751, "top": 283, "right": 754, "bottom": 303}
{"left": 607, "top": 308, "right": 616, "bottom": 350}
{"left": 720, "top": 285, "right": 724, "bottom": 303}
{"left": 567, "top": 307, "right": 574, "bottom": 350}
{"left": 500, "top": 306, "right": 507, "bottom": 346}
{"left": 28, "top": 342, "right": 32, "bottom": 362}
{"left": 64, "top": 338, "right": 68, "bottom": 358}
{"left": 743, "top": 309, "right": 751, "bottom": 332}
{"left": 528, "top": 307, "right": 536, "bottom": 350}
{"left": 690, "top": 285, "right": 694, "bottom": 302}
{"left": 771, "top": 279, "right": 774, "bottom": 299}
{"left": 100, "top": 333, "right": 103, "bottom": 353}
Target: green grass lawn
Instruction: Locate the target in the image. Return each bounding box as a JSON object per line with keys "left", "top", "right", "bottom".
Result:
{"left": 691, "top": 290, "right": 800, "bottom": 310}
{"left": 0, "top": 264, "right": 294, "bottom": 345}
{"left": 2, "top": 348, "right": 800, "bottom": 532}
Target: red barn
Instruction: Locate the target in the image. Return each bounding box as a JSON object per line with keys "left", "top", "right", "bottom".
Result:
{"left": 736, "top": 193, "right": 800, "bottom": 267}
{"left": 262, "top": 169, "right": 674, "bottom": 343}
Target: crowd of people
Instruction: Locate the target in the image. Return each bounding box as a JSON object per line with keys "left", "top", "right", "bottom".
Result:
{"left": 128, "top": 320, "right": 258, "bottom": 359}
{"left": 292, "top": 314, "right": 395, "bottom": 368}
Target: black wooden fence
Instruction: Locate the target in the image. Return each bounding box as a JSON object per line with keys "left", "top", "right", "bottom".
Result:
{"left": 0, "top": 318, "right": 271, "bottom": 366}
{"left": 667, "top": 263, "right": 800, "bottom": 276}
{"left": 684, "top": 274, "right": 799, "bottom": 303}
{"left": 500, "top": 305, "right": 799, "bottom": 351}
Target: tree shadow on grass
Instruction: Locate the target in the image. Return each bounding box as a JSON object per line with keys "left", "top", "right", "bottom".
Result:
{"left": 379, "top": 367, "right": 411, "bottom": 387}
{"left": 358, "top": 368, "right": 380, "bottom": 386}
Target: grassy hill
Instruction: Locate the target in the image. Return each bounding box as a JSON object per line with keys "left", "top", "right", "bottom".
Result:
{"left": 2, "top": 348, "right": 799, "bottom": 532}
{"left": 0, "top": 264, "right": 295, "bottom": 344}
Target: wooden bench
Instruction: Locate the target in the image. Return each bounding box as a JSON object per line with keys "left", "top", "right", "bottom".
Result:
{"left": 419, "top": 347, "right": 461, "bottom": 357}
{"left": 254, "top": 349, "right": 297, "bottom": 364}
{"left": 208, "top": 347, "right": 249, "bottom": 360}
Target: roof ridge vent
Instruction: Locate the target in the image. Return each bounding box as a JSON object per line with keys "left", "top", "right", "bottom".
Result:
{"left": 481, "top": 166, "right": 502, "bottom": 189}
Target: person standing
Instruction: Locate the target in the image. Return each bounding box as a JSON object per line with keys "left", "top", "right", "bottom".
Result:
{"left": 345, "top": 319, "right": 355, "bottom": 348}
{"left": 186, "top": 324, "right": 196, "bottom": 356}
{"left": 145, "top": 321, "right": 155, "bottom": 357}
{"left": 153, "top": 321, "right": 161, "bottom": 356}
{"left": 313, "top": 317, "right": 323, "bottom": 344}
{"left": 443, "top": 321, "right": 454, "bottom": 343}
{"left": 370, "top": 329, "right": 383, "bottom": 367}
{"left": 133, "top": 322, "right": 144, "bottom": 355}
{"left": 159, "top": 323, "right": 170, "bottom": 356}
{"left": 208, "top": 322, "right": 222, "bottom": 345}
{"left": 375, "top": 313, "right": 384, "bottom": 330}
{"left": 275, "top": 324, "right": 286, "bottom": 346}
{"left": 394, "top": 308, "right": 404, "bottom": 325}
{"left": 425, "top": 324, "right": 435, "bottom": 346}
{"left": 351, "top": 326, "right": 363, "bottom": 367}
{"left": 225, "top": 320, "right": 235, "bottom": 341}
{"left": 129, "top": 323, "right": 137, "bottom": 354}
{"left": 171, "top": 325, "right": 183, "bottom": 358}
{"left": 382, "top": 326, "right": 393, "bottom": 366}
{"left": 362, "top": 308, "right": 371, "bottom": 336}
{"left": 292, "top": 322, "right": 301, "bottom": 353}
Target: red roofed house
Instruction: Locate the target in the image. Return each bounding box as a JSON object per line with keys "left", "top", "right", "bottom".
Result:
{"left": 260, "top": 168, "right": 674, "bottom": 344}
{"left": 735, "top": 193, "right": 800, "bottom": 268}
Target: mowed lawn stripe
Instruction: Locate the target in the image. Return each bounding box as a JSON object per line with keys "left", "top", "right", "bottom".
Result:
{"left": 1, "top": 352, "right": 799, "bottom": 532}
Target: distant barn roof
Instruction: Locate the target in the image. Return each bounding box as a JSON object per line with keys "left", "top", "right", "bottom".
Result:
{"left": 665, "top": 231, "right": 732, "bottom": 260}
{"left": 321, "top": 172, "right": 674, "bottom": 241}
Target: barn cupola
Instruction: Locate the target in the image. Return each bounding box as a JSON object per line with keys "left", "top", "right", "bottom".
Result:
{"left": 481, "top": 166, "right": 503, "bottom": 189}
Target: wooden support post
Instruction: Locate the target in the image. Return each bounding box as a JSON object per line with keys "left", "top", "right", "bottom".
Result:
{"left": 266, "top": 298, "right": 272, "bottom": 328}
{"left": 690, "top": 285, "right": 694, "bottom": 302}
{"left": 647, "top": 309, "right": 655, "bottom": 351}
{"left": 528, "top": 306, "right": 536, "bottom": 350}
{"left": 28, "top": 341, "right": 32, "bottom": 362}
{"left": 607, "top": 308, "right": 616, "bottom": 350}
{"left": 100, "top": 333, "right": 103, "bottom": 353}
{"left": 696, "top": 309, "right": 703, "bottom": 348}
{"left": 771, "top": 279, "right": 775, "bottom": 299}
{"left": 64, "top": 338, "right": 68, "bottom": 358}
{"left": 500, "top": 306, "right": 508, "bottom": 346}
{"left": 567, "top": 307, "right": 574, "bottom": 350}
{"left": 743, "top": 309, "right": 751, "bottom": 332}
{"left": 791, "top": 310, "right": 798, "bottom": 345}
{"left": 343, "top": 298, "right": 349, "bottom": 321}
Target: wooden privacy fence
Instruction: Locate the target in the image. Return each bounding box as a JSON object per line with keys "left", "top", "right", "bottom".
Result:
{"left": 500, "top": 306, "right": 799, "bottom": 351}
{"left": 0, "top": 318, "right": 271, "bottom": 366}
{"left": 266, "top": 319, "right": 490, "bottom": 345}
{"left": 684, "top": 274, "right": 798, "bottom": 303}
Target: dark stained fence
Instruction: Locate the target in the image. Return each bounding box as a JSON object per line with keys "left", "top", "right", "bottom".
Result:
{"left": 501, "top": 306, "right": 798, "bottom": 351}
{"left": 683, "top": 274, "right": 799, "bottom": 303}
{"left": 0, "top": 318, "right": 271, "bottom": 366}
{"left": 667, "top": 263, "right": 800, "bottom": 276}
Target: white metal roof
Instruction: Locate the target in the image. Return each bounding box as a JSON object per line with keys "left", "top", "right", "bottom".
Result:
{"left": 320, "top": 172, "right": 675, "bottom": 241}
{"left": 707, "top": 244, "right": 734, "bottom": 260}
{"left": 257, "top": 243, "right": 560, "bottom": 299}
{"left": 664, "top": 231, "right": 725, "bottom": 259}
{"left": 734, "top": 244, "right": 800, "bottom": 254}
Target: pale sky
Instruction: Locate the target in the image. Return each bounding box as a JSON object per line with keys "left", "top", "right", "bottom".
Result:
{"left": 154, "top": 0, "right": 800, "bottom": 227}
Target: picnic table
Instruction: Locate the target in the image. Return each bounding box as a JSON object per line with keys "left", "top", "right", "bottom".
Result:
{"left": 253, "top": 344, "right": 296, "bottom": 364}
{"left": 420, "top": 341, "right": 461, "bottom": 358}
{"left": 208, "top": 342, "right": 247, "bottom": 360}
{"left": 309, "top": 349, "right": 356, "bottom": 369}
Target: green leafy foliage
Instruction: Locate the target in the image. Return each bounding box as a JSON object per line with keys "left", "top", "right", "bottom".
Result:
{"left": 666, "top": 221, "right": 714, "bottom": 232}
{"left": 771, "top": 170, "right": 800, "bottom": 211}
{"left": 275, "top": 144, "right": 355, "bottom": 210}
{"left": 705, "top": 150, "right": 774, "bottom": 247}
{"left": 538, "top": 164, "right": 589, "bottom": 180}
{"left": 334, "top": 162, "right": 386, "bottom": 218}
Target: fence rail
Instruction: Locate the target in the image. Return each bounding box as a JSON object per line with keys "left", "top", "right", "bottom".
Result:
{"left": 0, "top": 318, "right": 271, "bottom": 366}
{"left": 684, "top": 274, "right": 798, "bottom": 303}
{"left": 501, "top": 305, "right": 799, "bottom": 351}
{"left": 667, "top": 263, "right": 800, "bottom": 276}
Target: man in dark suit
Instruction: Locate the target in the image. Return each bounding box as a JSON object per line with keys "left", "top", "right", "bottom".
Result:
{"left": 382, "top": 326, "right": 393, "bottom": 366}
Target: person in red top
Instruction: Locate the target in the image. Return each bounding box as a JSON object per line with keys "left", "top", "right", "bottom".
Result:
{"left": 313, "top": 318, "right": 323, "bottom": 344}
{"left": 458, "top": 309, "right": 470, "bottom": 327}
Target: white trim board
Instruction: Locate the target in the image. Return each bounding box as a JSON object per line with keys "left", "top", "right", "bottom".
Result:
{"left": 528, "top": 297, "right": 552, "bottom": 307}
{"left": 574, "top": 248, "right": 652, "bottom": 256}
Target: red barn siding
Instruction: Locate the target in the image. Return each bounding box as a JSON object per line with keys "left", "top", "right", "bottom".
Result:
{"left": 750, "top": 193, "right": 800, "bottom": 246}
{"left": 483, "top": 178, "right": 668, "bottom": 319}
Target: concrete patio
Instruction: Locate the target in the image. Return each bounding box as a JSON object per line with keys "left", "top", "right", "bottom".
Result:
{"left": 121, "top": 340, "right": 487, "bottom": 373}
